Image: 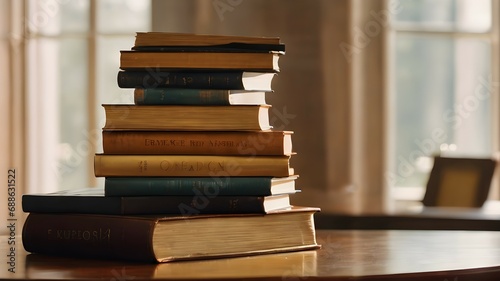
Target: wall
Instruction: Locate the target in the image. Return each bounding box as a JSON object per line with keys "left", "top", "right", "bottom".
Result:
{"left": 151, "top": 0, "right": 389, "bottom": 214}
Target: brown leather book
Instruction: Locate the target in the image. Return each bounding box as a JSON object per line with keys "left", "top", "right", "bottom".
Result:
{"left": 101, "top": 130, "right": 293, "bottom": 156}
{"left": 120, "top": 51, "right": 280, "bottom": 72}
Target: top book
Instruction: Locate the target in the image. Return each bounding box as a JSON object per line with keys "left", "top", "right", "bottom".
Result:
{"left": 132, "top": 32, "right": 285, "bottom": 53}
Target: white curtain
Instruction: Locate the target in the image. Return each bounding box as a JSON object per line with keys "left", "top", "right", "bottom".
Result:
{"left": 0, "top": 0, "right": 26, "bottom": 234}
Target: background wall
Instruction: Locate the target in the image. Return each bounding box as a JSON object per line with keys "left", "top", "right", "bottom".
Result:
{"left": 151, "top": 0, "right": 389, "bottom": 214}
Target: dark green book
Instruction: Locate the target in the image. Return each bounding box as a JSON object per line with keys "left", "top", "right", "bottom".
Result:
{"left": 104, "top": 176, "right": 298, "bottom": 197}
{"left": 134, "top": 88, "right": 267, "bottom": 105}
{"left": 22, "top": 187, "right": 295, "bottom": 215}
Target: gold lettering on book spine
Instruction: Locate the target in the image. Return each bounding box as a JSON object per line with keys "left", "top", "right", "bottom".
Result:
{"left": 47, "top": 228, "right": 111, "bottom": 242}
{"left": 160, "top": 161, "right": 225, "bottom": 172}
{"left": 209, "top": 140, "right": 234, "bottom": 147}
{"left": 144, "top": 139, "right": 186, "bottom": 146}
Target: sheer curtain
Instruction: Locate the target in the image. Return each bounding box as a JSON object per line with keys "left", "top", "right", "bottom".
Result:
{"left": 1, "top": 0, "right": 25, "bottom": 234}
{"left": 0, "top": 0, "right": 152, "bottom": 235}
{"left": 24, "top": 0, "right": 151, "bottom": 194}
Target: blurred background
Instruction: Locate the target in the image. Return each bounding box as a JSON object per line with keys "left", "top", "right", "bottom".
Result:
{"left": 1, "top": 0, "right": 498, "bottom": 226}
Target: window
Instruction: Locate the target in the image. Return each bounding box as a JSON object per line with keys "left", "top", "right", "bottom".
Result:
{"left": 389, "top": 0, "right": 497, "bottom": 198}
{"left": 26, "top": 0, "right": 151, "bottom": 193}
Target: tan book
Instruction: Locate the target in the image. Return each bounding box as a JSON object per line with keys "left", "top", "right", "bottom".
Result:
{"left": 22, "top": 206, "right": 319, "bottom": 263}
{"left": 119, "top": 51, "right": 280, "bottom": 72}
{"left": 102, "top": 104, "right": 271, "bottom": 131}
{"left": 134, "top": 32, "right": 281, "bottom": 47}
{"left": 101, "top": 130, "right": 293, "bottom": 156}
{"left": 94, "top": 154, "right": 294, "bottom": 177}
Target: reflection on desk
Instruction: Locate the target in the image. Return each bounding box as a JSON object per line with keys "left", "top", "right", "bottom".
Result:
{"left": 24, "top": 250, "right": 317, "bottom": 279}
{"left": 2, "top": 230, "right": 500, "bottom": 280}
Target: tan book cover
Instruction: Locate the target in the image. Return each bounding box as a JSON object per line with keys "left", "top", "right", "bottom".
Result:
{"left": 119, "top": 51, "right": 280, "bottom": 72}
{"left": 102, "top": 104, "right": 271, "bottom": 131}
{"left": 94, "top": 154, "right": 294, "bottom": 177}
{"left": 101, "top": 130, "right": 293, "bottom": 156}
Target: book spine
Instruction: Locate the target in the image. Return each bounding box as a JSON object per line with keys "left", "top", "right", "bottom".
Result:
{"left": 117, "top": 71, "right": 245, "bottom": 89}
{"left": 94, "top": 155, "right": 292, "bottom": 177}
{"left": 104, "top": 177, "right": 273, "bottom": 196}
{"left": 22, "top": 213, "right": 158, "bottom": 262}
{"left": 131, "top": 42, "right": 285, "bottom": 52}
{"left": 133, "top": 33, "right": 281, "bottom": 46}
{"left": 119, "top": 52, "right": 278, "bottom": 71}
{"left": 22, "top": 195, "right": 272, "bottom": 215}
{"left": 122, "top": 196, "right": 270, "bottom": 214}
{"left": 101, "top": 131, "right": 289, "bottom": 155}
{"left": 102, "top": 104, "right": 269, "bottom": 131}
{"left": 134, "top": 88, "right": 230, "bottom": 105}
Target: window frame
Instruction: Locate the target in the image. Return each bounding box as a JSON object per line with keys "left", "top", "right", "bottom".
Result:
{"left": 24, "top": 0, "right": 151, "bottom": 194}
{"left": 388, "top": 0, "right": 500, "bottom": 201}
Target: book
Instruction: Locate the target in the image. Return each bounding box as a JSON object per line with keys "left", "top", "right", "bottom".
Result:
{"left": 134, "top": 88, "right": 267, "bottom": 105}
{"left": 119, "top": 51, "right": 280, "bottom": 72}
{"left": 22, "top": 206, "right": 319, "bottom": 263}
{"left": 104, "top": 176, "right": 298, "bottom": 197}
{"left": 94, "top": 154, "right": 294, "bottom": 177}
{"left": 101, "top": 130, "right": 293, "bottom": 155}
{"left": 133, "top": 32, "right": 284, "bottom": 50}
{"left": 22, "top": 187, "right": 294, "bottom": 215}
{"left": 102, "top": 104, "right": 271, "bottom": 131}
{"left": 117, "top": 70, "right": 275, "bottom": 90}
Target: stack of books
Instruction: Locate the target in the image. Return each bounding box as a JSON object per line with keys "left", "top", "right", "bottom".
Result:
{"left": 22, "top": 32, "right": 320, "bottom": 263}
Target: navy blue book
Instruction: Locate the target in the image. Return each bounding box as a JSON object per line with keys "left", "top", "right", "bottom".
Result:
{"left": 22, "top": 187, "right": 295, "bottom": 215}
{"left": 104, "top": 176, "right": 298, "bottom": 197}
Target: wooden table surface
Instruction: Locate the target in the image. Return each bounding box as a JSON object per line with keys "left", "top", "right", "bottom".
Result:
{"left": 316, "top": 202, "right": 500, "bottom": 230}
{"left": 2, "top": 229, "right": 500, "bottom": 280}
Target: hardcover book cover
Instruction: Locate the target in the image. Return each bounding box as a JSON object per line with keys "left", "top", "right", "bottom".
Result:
{"left": 104, "top": 176, "right": 298, "bottom": 197}
{"left": 22, "top": 187, "right": 295, "bottom": 215}
{"left": 22, "top": 206, "right": 319, "bottom": 262}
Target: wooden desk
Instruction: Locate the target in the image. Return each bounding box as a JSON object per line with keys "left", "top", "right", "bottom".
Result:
{"left": 2, "top": 230, "right": 500, "bottom": 280}
{"left": 316, "top": 202, "right": 500, "bottom": 230}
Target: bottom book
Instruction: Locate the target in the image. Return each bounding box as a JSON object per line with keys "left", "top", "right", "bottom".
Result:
{"left": 22, "top": 206, "right": 320, "bottom": 263}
